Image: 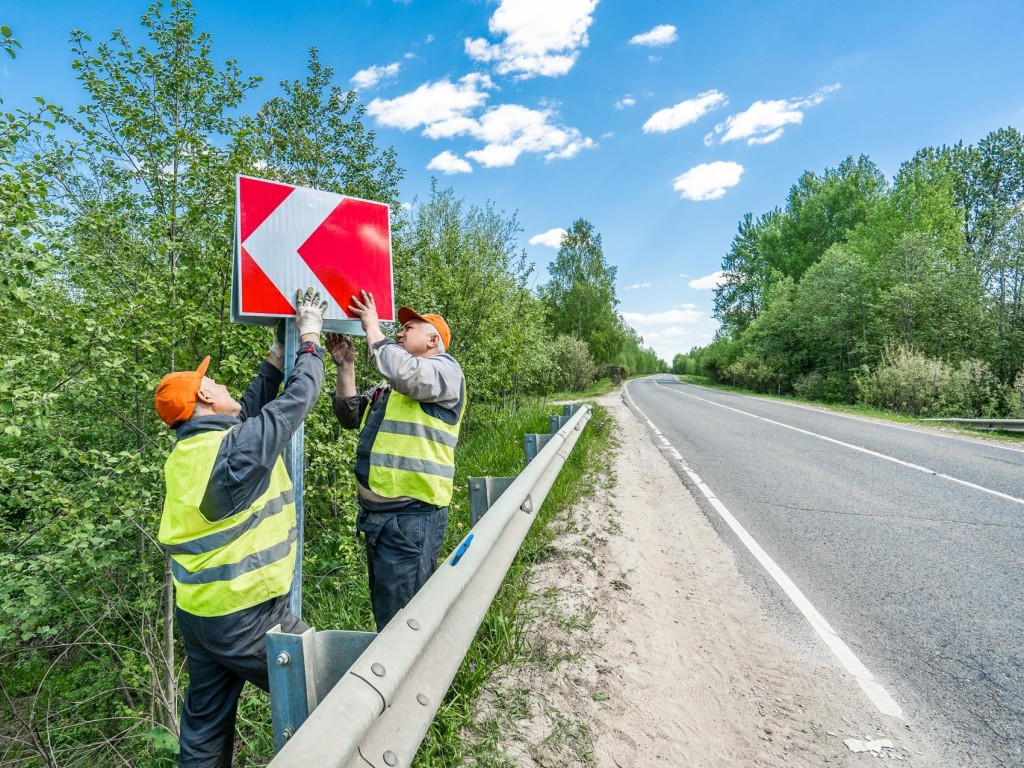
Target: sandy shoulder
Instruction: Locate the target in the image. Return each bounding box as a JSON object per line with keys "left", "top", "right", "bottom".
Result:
{"left": 466, "top": 391, "right": 940, "bottom": 767}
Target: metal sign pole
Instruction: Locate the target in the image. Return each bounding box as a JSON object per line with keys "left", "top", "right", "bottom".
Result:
{"left": 284, "top": 319, "right": 304, "bottom": 619}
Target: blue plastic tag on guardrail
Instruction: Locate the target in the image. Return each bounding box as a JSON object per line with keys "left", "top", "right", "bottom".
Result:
{"left": 451, "top": 534, "right": 474, "bottom": 566}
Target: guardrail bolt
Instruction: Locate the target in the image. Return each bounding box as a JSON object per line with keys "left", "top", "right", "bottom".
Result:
{"left": 371, "top": 662, "right": 386, "bottom": 677}
{"left": 282, "top": 726, "right": 294, "bottom": 740}
{"left": 407, "top": 618, "right": 421, "bottom": 630}
{"left": 520, "top": 497, "right": 533, "bottom": 514}
{"left": 276, "top": 652, "right": 290, "bottom": 667}
{"left": 416, "top": 693, "right": 430, "bottom": 706}
{"left": 383, "top": 750, "right": 399, "bottom": 766}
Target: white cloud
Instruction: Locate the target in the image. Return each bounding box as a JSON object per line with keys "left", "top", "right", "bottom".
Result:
{"left": 366, "top": 74, "right": 494, "bottom": 131}
{"left": 621, "top": 304, "right": 703, "bottom": 324}
{"left": 427, "top": 151, "right": 473, "bottom": 175}
{"left": 529, "top": 227, "right": 566, "bottom": 247}
{"left": 369, "top": 75, "right": 593, "bottom": 168}
{"left": 629, "top": 24, "right": 678, "bottom": 47}
{"left": 465, "top": 0, "right": 598, "bottom": 79}
{"left": 625, "top": 282, "right": 651, "bottom": 289}
{"left": 458, "top": 104, "right": 595, "bottom": 167}
{"left": 673, "top": 161, "right": 744, "bottom": 201}
{"left": 643, "top": 89, "right": 727, "bottom": 133}
{"left": 688, "top": 271, "right": 727, "bottom": 290}
{"left": 351, "top": 62, "right": 401, "bottom": 90}
{"left": 705, "top": 83, "right": 840, "bottom": 146}
{"left": 615, "top": 96, "right": 636, "bottom": 109}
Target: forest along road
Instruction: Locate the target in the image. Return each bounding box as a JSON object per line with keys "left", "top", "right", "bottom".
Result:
{"left": 625, "top": 376, "right": 1024, "bottom": 768}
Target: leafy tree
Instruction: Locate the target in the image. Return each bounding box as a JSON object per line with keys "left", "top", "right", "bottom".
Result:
{"left": 540, "top": 218, "right": 623, "bottom": 365}
{"left": 246, "top": 47, "right": 403, "bottom": 207}
{"left": 714, "top": 209, "right": 784, "bottom": 335}
{"left": 787, "top": 244, "right": 871, "bottom": 390}
{"left": 953, "top": 128, "right": 1024, "bottom": 262}
{"left": 2, "top": 2, "right": 263, "bottom": 762}
{"left": 957, "top": 129, "right": 1024, "bottom": 378}
{"left": 615, "top": 320, "right": 667, "bottom": 375}
{"left": 0, "top": 23, "right": 20, "bottom": 60}
{"left": 777, "top": 155, "right": 888, "bottom": 280}
{"left": 394, "top": 182, "right": 551, "bottom": 410}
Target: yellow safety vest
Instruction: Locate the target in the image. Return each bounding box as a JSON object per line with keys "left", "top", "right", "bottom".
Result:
{"left": 361, "top": 388, "right": 464, "bottom": 507}
{"left": 158, "top": 429, "right": 296, "bottom": 617}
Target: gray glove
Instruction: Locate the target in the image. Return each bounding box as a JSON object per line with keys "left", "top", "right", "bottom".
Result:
{"left": 295, "top": 287, "right": 328, "bottom": 338}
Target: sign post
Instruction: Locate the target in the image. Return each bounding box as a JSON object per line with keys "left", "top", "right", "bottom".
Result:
{"left": 233, "top": 174, "right": 394, "bottom": 618}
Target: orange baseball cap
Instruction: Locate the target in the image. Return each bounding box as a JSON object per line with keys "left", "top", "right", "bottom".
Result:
{"left": 154, "top": 355, "right": 211, "bottom": 426}
{"left": 398, "top": 306, "right": 451, "bottom": 350}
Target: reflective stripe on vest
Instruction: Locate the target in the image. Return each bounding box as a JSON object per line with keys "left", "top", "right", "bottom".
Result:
{"left": 158, "top": 429, "right": 296, "bottom": 617}
{"left": 361, "top": 388, "right": 463, "bottom": 506}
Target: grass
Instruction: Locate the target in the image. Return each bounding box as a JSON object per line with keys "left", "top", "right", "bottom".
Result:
{"left": 543, "top": 376, "right": 619, "bottom": 401}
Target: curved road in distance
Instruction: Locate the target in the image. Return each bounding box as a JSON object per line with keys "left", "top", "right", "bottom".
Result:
{"left": 625, "top": 375, "right": 1023, "bottom": 768}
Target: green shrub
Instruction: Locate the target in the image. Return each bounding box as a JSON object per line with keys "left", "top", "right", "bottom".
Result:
{"left": 723, "top": 354, "right": 787, "bottom": 394}
{"left": 1010, "top": 368, "right": 1024, "bottom": 418}
{"left": 547, "top": 335, "right": 597, "bottom": 392}
{"left": 854, "top": 343, "right": 1010, "bottom": 416}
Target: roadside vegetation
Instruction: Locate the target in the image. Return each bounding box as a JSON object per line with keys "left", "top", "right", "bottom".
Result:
{"left": 0, "top": 5, "right": 656, "bottom": 766}
{"left": 675, "top": 138, "right": 1024, "bottom": 421}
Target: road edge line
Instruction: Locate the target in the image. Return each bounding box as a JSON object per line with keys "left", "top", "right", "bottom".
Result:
{"left": 623, "top": 381, "right": 906, "bottom": 721}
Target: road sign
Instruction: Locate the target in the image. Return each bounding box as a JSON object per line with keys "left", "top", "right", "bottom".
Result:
{"left": 232, "top": 174, "right": 394, "bottom": 332}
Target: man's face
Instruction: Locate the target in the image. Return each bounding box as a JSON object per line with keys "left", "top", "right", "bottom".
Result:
{"left": 199, "top": 376, "right": 241, "bottom": 417}
{"left": 396, "top": 319, "right": 438, "bottom": 357}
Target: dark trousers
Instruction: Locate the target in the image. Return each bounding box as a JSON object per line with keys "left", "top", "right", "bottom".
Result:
{"left": 176, "top": 594, "right": 307, "bottom": 768}
{"left": 357, "top": 502, "right": 449, "bottom": 632}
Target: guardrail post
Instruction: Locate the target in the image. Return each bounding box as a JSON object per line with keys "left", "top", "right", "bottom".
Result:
{"left": 468, "top": 476, "right": 516, "bottom": 526}
{"left": 266, "top": 626, "right": 377, "bottom": 751}
{"left": 524, "top": 432, "right": 554, "bottom": 464}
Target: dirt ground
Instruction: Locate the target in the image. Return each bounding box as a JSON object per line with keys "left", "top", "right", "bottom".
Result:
{"left": 467, "top": 390, "right": 944, "bottom": 767}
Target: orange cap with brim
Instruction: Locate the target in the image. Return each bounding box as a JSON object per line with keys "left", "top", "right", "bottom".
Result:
{"left": 398, "top": 306, "right": 451, "bottom": 350}
{"left": 154, "top": 355, "right": 211, "bottom": 426}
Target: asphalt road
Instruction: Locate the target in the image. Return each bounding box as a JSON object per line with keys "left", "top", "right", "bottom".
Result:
{"left": 624, "top": 376, "right": 1024, "bottom": 767}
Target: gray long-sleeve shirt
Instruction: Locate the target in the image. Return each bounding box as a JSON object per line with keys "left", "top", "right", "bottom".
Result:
{"left": 173, "top": 343, "right": 325, "bottom": 522}
{"left": 332, "top": 339, "right": 464, "bottom": 427}
{"left": 332, "top": 339, "right": 465, "bottom": 507}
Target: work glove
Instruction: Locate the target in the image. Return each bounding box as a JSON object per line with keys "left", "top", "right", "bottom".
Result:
{"left": 269, "top": 319, "right": 285, "bottom": 358}
{"left": 295, "top": 286, "right": 328, "bottom": 338}
{"left": 325, "top": 333, "right": 356, "bottom": 367}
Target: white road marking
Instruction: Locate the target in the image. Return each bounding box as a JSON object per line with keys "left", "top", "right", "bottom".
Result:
{"left": 652, "top": 379, "right": 1024, "bottom": 508}
{"left": 673, "top": 377, "right": 1024, "bottom": 456}
{"left": 623, "top": 381, "right": 906, "bottom": 720}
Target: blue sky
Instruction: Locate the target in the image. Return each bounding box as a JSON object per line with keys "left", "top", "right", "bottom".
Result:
{"left": 4, "top": 0, "right": 1024, "bottom": 363}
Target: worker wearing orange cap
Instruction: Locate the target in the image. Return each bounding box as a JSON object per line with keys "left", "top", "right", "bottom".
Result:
{"left": 154, "top": 287, "right": 327, "bottom": 767}
{"left": 326, "top": 290, "right": 465, "bottom": 631}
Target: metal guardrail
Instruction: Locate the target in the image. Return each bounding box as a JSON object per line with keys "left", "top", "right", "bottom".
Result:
{"left": 920, "top": 418, "right": 1024, "bottom": 433}
{"left": 267, "top": 403, "right": 592, "bottom": 767}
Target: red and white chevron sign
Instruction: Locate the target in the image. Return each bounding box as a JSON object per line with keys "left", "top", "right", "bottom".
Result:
{"left": 232, "top": 174, "right": 394, "bottom": 327}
